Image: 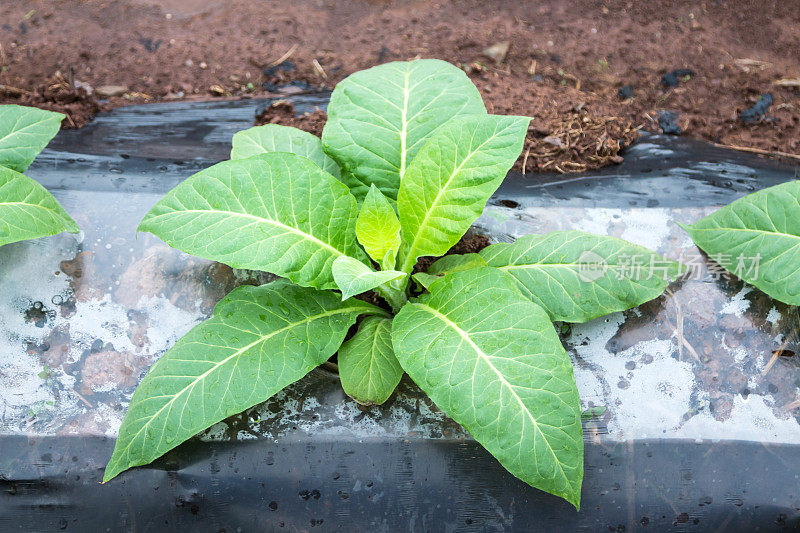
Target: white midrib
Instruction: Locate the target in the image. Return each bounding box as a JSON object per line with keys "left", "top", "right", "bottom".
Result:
{"left": 107, "top": 305, "right": 366, "bottom": 475}
{"left": 0, "top": 116, "right": 50, "bottom": 146}
{"left": 690, "top": 226, "right": 800, "bottom": 241}
{"left": 142, "top": 209, "right": 343, "bottom": 257}
{"left": 417, "top": 303, "right": 569, "bottom": 482}
{"left": 398, "top": 68, "right": 411, "bottom": 179}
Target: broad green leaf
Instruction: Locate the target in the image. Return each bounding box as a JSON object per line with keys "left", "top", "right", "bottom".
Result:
{"left": 230, "top": 124, "right": 342, "bottom": 179}
{"left": 480, "top": 231, "right": 684, "bottom": 322}
{"left": 104, "top": 281, "right": 383, "bottom": 482}
{"left": 411, "top": 272, "right": 439, "bottom": 291}
{"left": 682, "top": 180, "right": 800, "bottom": 305}
{"left": 321, "top": 59, "right": 486, "bottom": 201}
{"left": 138, "top": 153, "right": 367, "bottom": 290}
{"left": 0, "top": 105, "right": 64, "bottom": 172}
{"left": 397, "top": 114, "right": 530, "bottom": 274}
{"left": 427, "top": 252, "right": 487, "bottom": 275}
{"left": 332, "top": 255, "right": 405, "bottom": 300}
{"left": 412, "top": 254, "right": 488, "bottom": 291}
{"left": 338, "top": 316, "right": 402, "bottom": 405}
{"left": 392, "top": 268, "right": 583, "bottom": 508}
{"left": 356, "top": 184, "right": 401, "bottom": 269}
{"left": 0, "top": 166, "right": 78, "bottom": 246}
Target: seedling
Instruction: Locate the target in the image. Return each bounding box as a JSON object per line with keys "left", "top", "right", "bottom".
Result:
{"left": 0, "top": 105, "right": 78, "bottom": 246}
{"left": 105, "top": 59, "right": 682, "bottom": 508}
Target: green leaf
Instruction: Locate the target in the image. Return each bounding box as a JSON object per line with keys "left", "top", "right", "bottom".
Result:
{"left": 427, "top": 252, "right": 488, "bottom": 275}
{"left": 581, "top": 406, "right": 606, "bottom": 420}
{"left": 411, "top": 272, "right": 439, "bottom": 291}
{"left": 338, "top": 316, "right": 402, "bottom": 405}
{"left": 411, "top": 254, "right": 488, "bottom": 291}
{"left": 138, "top": 153, "right": 367, "bottom": 290}
{"left": 332, "top": 255, "right": 405, "bottom": 300}
{"left": 682, "top": 180, "right": 800, "bottom": 305}
{"left": 230, "top": 124, "right": 342, "bottom": 179}
{"left": 0, "top": 166, "right": 78, "bottom": 246}
{"left": 104, "top": 281, "right": 383, "bottom": 482}
{"left": 0, "top": 104, "right": 64, "bottom": 172}
{"left": 356, "top": 184, "right": 401, "bottom": 269}
{"left": 321, "top": 59, "right": 486, "bottom": 201}
{"left": 397, "top": 115, "right": 530, "bottom": 274}
{"left": 480, "top": 231, "right": 684, "bottom": 322}
{"left": 392, "top": 268, "right": 583, "bottom": 508}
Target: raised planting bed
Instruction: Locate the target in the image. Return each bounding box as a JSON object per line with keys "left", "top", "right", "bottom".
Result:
{"left": 1, "top": 95, "right": 799, "bottom": 531}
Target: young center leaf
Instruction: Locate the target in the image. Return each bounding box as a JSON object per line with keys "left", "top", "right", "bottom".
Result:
{"left": 0, "top": 161, "right": 78, "bottom": 246}
{"left": 356, "top": 184, "right": 401, "bottom": 269}
{"left": 230, "top": 124, "right": 342, "bottom": 179}
{"left": 104, "top": 281, "right": 384, "bottom": 482}
{"left": 331, "top": 255, "right": 406, "bottom": 300}
{"left": 412, "top": 253, "right": 488, "bottom": 290}
{"left": 138, "top": 152, "right": 367, "bottom": 290}
{"left": 682, "top": 180, "right": 800, "bottom": 305}
{"left": 397, "top": 114, "right": 530, "bottom": 275}
{"left": 321, "top": 59, "right": 486, "bottom": 201}
{"left": 480, "top": 231, "right": 685, "bottom": 322}
{"left": 0, "top": 104, "right": 64, "bottom": 172}
{"left": 392, "top": 268, "right": 584, "bottom": 508}
{"left": 338, "top": 316, "right": 402, "bottom": 405}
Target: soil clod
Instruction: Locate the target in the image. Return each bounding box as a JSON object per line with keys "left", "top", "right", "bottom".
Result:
{"left": 661, "top": 69, "right": 694, "bottom": 89}
{"left": 739, "top": 94, "right": 774, "bottom": 123}
{"left": 658, "top": 110, "right": 682, "bottom": 135}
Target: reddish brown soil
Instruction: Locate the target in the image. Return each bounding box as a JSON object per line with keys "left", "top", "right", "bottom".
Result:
{"left": 2, "top": 0, "right": 799, "bottom": 170}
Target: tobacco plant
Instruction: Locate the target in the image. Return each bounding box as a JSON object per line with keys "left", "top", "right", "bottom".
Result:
{"left": 105, "top": 59, "right": 682, "bottom": 508}
{"left": 682, "top": 180, "right": 800, "bottom": 305}
{"left": 0, "top": 105, "right": 78, "bottom": 246}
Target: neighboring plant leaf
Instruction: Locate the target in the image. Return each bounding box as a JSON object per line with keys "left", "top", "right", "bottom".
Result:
{"left": 392, "top": 268, "right": 583, "bottom": 508}
{"left": 681, "top": 180, "right": 800, "bottom": 305}
{"left": 338, "top": 316, "right": 402, "bottom": 405}
{"left": 138, "top": 153, "right": 367, "bottom": 290}
{"left": 397, "top": 114, "right": 530, "bottom": 274}
{"left": 230, "top": 124, "right": 342, "bottom": 179}
{"left": 321, "top": 59, "right": 486, "bottom": 201}
{"left": 0, "top": 104, "right": 64, "bottom": 172}
{"left": 0, "top": 166, "right": 79, "bottom": 246}
{"left": 480, "top": 231, "right": 685, "bottom": 322}
{"left": 356, "top": 184, "right": 401, "bottom": 269}
{"left": 104, "top": 281, "right": 383, "bottom": 482}
{"left": 581, "top": 406, "right": 606, "bottom": 420}
{"left": 332, "top": 255, "right": 406, "bottom": 300}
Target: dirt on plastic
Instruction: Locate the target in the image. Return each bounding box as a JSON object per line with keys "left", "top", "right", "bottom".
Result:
{"left": 1, "top": 0, "right": 799, "bottom": 170}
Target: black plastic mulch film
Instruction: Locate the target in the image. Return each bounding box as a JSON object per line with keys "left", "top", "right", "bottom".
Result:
{"left": 1, "top": 95, "right": 799, "bottom": 531}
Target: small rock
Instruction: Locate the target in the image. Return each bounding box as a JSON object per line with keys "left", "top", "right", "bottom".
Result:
{"left": 543, "top": 136, "right": 563, "bottom": 148}
{"left": 73, "top": 79, "right": 94, "bottom": 95}
{"left": 482, "top": 41, "right": 510, "bottom": 64}
{"left": 199, "top": 62, "right": 208, "bottom": 69}
{"left": 96, "top": 85, "right": 128, "bottom": 98}
{"left": 618, "top": 85, "right": 634, "bottom": 100}
{"left": 739, "top": 93, "right": 773, "bottom": 123}
{"left": 661, "top": 69, "right": 693, "bottom": 88}
{"left": 657, "top": 110, "right": 682, "bottom": 135}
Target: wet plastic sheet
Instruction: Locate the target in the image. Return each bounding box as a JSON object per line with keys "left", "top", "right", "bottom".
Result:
{"left": 1, "top": 96, "right": 799, "bottom": 531}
